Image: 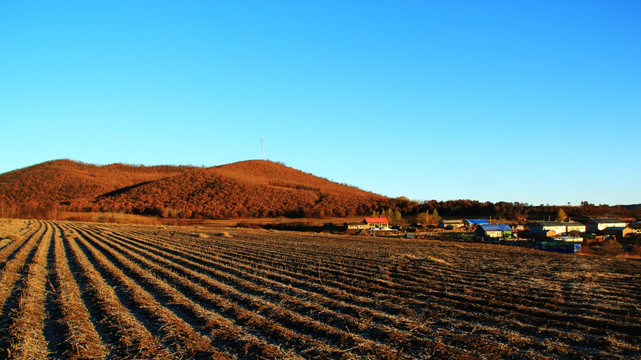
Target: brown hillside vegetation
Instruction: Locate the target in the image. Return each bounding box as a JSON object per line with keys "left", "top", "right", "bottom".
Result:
{"left": 0, "top": 159, "right": 393, "bottom": 219}
{"left": 0, "top": 159, "right": 190, "bottom": 207}
{"left": 96, "top": 160, "right": 391, "bottom": 219}
{"left": 0, "top": 219, "right": 639, "bottom": 359}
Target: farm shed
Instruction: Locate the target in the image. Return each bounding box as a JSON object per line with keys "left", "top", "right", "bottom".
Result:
{"left": 602, "top": 227, "right": 632, "bottom": 239}
{"left": 566, "top": 222, "right": 587, "bottom": 233}
{"left": 476, "top": 224, "right": 512, "bottom": 239}
{"left": 529, "top": 222, "right": 567, "bottom": 235}
{"left": 585, "top": 218, "right": 627, "bottom": 233}
{"left": 439, "top": 219, "right": 464, "bottom": 228}
{"left": 364, "top": 217, "right": 389, "bottom": 229}
{"left": 530, "top": 229, "right": 557, "bottom": 241}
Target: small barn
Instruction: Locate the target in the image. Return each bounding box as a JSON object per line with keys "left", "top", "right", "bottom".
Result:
{"left": 476, "top": 224, "right": 512, "bottom": 239}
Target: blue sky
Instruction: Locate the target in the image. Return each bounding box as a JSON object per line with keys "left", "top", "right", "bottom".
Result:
{"left": 1, "top": 1, "right": 640, "bottom": 205}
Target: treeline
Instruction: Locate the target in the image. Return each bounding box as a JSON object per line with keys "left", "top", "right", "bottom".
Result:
{"left": 2, "top": 196, "right": 638, "bottom": 222}
{"left": 388, "top": 199, "right": 640, "bottom": 223}
{"left": 89, "top": 196, "right": 641, "bottom": 222}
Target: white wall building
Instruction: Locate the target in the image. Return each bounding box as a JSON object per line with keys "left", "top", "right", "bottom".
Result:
{"left": 585, "top": 218, "right": 627, "bottom": 233}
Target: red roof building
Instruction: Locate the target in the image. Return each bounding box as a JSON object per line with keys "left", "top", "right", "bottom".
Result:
{"left": 364, "top": 217, "right": 389, "bottom": 228}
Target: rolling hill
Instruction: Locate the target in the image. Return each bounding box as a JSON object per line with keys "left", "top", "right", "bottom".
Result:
{"left": 0, "top": 159, "right": 393, "bottom": 219}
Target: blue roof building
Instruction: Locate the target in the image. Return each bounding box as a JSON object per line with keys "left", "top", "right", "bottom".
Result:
{"left": 476, "top": 224, "right": 512, "bottom": 238}
{"left": 479, "top": 224, "right": 512, "bottom": 232}
{"left": 465, "top": 219, "right": 489, "bottom": 226}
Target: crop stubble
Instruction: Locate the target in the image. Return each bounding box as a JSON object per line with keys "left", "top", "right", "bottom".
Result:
{"left": 0, "top": 219, "right": 639, "bottom": 359}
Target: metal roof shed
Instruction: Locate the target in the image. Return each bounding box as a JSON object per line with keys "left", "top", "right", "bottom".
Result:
{"left": 479, "top": 224, "right": 512, "bottom": 232}
{"left": 477, "top": 224, "right": 512, "bottom": 239}
{"left": 465, "top": 219, "right": 489, "bottom": 226}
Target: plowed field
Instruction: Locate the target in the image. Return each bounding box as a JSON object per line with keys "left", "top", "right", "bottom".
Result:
{"left": 0, "top": 219, "right": 639, "bottom": 359}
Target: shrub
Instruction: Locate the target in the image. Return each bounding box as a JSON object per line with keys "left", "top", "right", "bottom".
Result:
{"left": 599, "top": 239, "right": 622, "bottom": 256}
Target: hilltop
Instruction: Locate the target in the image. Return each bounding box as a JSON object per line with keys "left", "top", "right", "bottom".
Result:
{"left": 0, "top": 159, "right": 394, "bottom": 219}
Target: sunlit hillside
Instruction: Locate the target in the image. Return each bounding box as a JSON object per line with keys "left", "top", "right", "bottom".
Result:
{"left": 0, "top": 160, "right": 191, "bottom": 208}
{"left": 0, "top": 159, "right": 393, "bottom": 219}
{"left": 96, "top": 160, "right": 392, "bottom": 218}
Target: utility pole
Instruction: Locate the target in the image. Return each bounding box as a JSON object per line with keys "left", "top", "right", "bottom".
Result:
{"left": 260, "top": 137, "right": 263, "bottom": 160}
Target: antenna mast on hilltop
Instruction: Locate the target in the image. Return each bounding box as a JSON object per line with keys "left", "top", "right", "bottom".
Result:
{"left": 260, "top": 137, "right": 263, "bottom": 160}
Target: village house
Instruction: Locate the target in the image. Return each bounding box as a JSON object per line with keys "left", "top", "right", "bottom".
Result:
{"left": 585, "top": 218, "right": 627, "bottom": 233}
{"left": 476, "top": 224, "right": 512, "bottom": 239}
{"left": 346, "top": 217, "right": 390, "bottom": 230}
{"left": 438, "top": 219, "right": 465, "bottom": 229}
{"left": 364, "top": 217, "right": 389, "bottom": 229}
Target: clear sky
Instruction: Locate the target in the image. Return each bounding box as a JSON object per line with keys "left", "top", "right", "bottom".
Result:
{"left": 1, "top": 1, "right": 640, "bottom": 206}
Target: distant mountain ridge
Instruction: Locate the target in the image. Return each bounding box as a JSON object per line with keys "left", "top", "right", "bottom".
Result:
{"left": 0, "top": 159, "right": 392, "bottom": 219}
